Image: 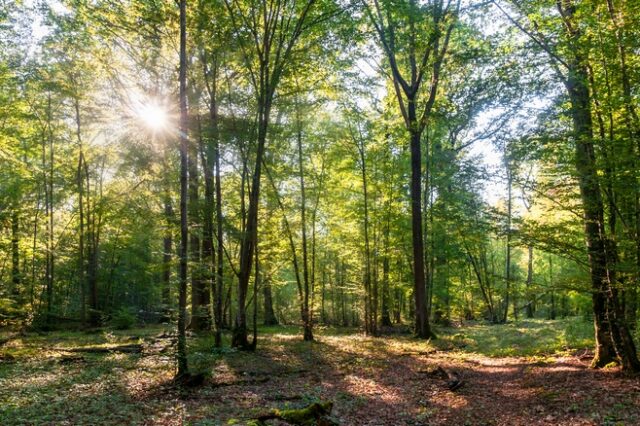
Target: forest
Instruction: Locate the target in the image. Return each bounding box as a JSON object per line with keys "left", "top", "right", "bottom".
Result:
{"left": 1, "top": 0, "right": 640, "bottom": 424}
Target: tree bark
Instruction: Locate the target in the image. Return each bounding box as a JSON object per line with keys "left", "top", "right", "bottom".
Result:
{"left": 297, "top": 121, "right": 313, "bottom": 341}
{"left": 176, "top": 0, "right": 189, "bottom": 378}
{"left": 565, "top": 53, "right": 639, "bottom": 370}
{"left": 263, "top": 277, "right": 278, "bottom": 325}
{"left": 11, "top": 212, "right": 20, "bottom": 296}
{"left": 190, "top": 119, "right": 208, "bottom": 331}
{"left": 526, "top": 245, "right": 534, "bottom": 318}
{"left": 380, "top": 210, "right": 392, "bottom": 327}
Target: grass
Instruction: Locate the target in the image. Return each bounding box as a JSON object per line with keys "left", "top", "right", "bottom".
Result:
{"left": 0, "top": 317, "right": 598, "bottom": 425}
{"left": 432, "top": 317, "right": 594, "bottom": 357}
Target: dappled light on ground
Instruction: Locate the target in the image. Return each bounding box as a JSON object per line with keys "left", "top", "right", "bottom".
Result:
{"left": 1, "top": 319, "right": 639, "bottom": 425}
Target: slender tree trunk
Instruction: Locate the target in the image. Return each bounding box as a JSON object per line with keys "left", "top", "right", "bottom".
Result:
{"left": 357, "top": 138, "right": 373, "bottom": 335}
{"left": 46, "top": 97, "right": 54, "bottom": 317}
{"left": 210, "top": 66, "right": 225, "bottom": 347}
{"left": 380, "top": 210, "right": 392, "bottom": 327}
{"left": 297, "top": 123, "right": 313, "bottom": 341}
{"left": 190, "top": 120, "right": 208, "bottom": 331}
{"left": 331, "top": 259, "right": 338, "bottom": 325}
{"left": 162, "top": 194, "right": 173, "bottom": 311}
{"left": 84, "top": 157, "right": 99, "bottom": 325}
{"left": 320, "top": 262, "right": 327, "bottom": 325}
{"left": 526, "top": 245, "right": 534, "bottom": 318}
{"left": 10, "top": 212, "right": 20, "bottom": 296}
{"left": 176, "top": 0, "right": 189, "bottom": 378}
{"left": 77, "top": 152, "right": 86, "bottom": 325}
{"left": 252, "top": 236, "right": 259, "bottom": 348}
{"left": 504, "top": 166, "right": 512, "bottom": 323}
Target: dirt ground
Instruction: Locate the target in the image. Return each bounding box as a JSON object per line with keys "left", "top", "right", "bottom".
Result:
{"left": 1, "top": 323, "right": 640, "bottom": 425}
{"left": 181, "top": 333, "right": 640, "bottom": 425}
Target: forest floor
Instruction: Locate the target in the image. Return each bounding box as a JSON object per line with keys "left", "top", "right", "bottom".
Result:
{"left": 1, "top": 318, "right": 640, "bottom": 425}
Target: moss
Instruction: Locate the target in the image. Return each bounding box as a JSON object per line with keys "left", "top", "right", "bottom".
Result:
{"left": 255, "top": 401, "right": 334, "bottom": 425}
{"left": 276, "top": 402, "right": 332, "bottom": 425}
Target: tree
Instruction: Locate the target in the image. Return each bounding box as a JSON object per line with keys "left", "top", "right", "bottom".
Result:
{"left": 493, "top": 0, "right": 640, "bottom": 370}
{"left": 224, "top": 0, "right": 321, "bottom": 349}
{"left": 363, "top": 0, "right": 460, "bottom": 338}
{"left": 176, "top": 0, "right": 190, "bottom": 378}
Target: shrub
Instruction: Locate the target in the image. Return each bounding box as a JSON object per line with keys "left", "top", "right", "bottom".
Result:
{"left": 111, "top": 307, "right": 137, "bottom": 330}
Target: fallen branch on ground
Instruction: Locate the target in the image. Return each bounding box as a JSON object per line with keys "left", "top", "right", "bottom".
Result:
{"left": 64, "top": 344, "right": 143, "bottom": 354}
{"left": 211, "top": 376, "right": 270, "bottom": 388}
{"left": 58, "top": 355, "right": 86, "bottom": 363}
{"left": 253, "top": 401, "right": 336, "bottom": 425}
{"left": 401, "top": 350, "right": 435, "bottom": 356}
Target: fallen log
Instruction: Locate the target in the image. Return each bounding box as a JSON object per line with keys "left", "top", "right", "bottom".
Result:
{"left": 253, "top": 401, "right": 336, "bottom": 426}
{"left": 64, "top": 344, "right": 143, "bottom": 354}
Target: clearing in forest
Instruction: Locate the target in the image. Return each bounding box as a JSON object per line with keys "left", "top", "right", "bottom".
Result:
{"left": 1, "top": 318, "right": 639, "bottom": 425}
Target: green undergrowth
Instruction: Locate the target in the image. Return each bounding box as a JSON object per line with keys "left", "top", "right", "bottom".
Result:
{"left": 432, "top": 317, "right": 594, "bottom": 357}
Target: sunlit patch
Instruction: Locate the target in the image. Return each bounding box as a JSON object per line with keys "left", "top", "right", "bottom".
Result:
{"left": 343, "top": 374, "right": 406, "bottom": 403}
{"left": 137, "top": 102, "right": 169, "bottom": 132}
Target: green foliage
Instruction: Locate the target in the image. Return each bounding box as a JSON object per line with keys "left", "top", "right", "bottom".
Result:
{"left": 435, "top": 317, "right": 594, "bottom": 357}
{"left": 110, "top": 307, "right": 136, "bottom": 330}
{"left": 0, "top": 298, "right": 25, "bottom": 325}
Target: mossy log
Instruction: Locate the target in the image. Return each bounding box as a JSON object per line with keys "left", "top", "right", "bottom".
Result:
{"left": 253, "top": 401, "right": 336, "bottom": 425}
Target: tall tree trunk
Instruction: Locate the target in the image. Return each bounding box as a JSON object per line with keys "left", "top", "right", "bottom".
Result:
{"left": 84, "top": 157, "right": 99, "bottom": 326}
{"left": 356, "top": 135, "right": 373, "bottom": 335}
{"left": 565, "top": 58, "right": 638, "bottom": 369}
{"left": 77, "top": 152, "right": 86, "bottom": 325}
{"left": 206, "top": 61, "right": 225, "bottom": 347}
{"left": 548, "top": 0, "right": 640, "bottom": 372}
{"left": 46, "top": 96, "right": 54, "bottom": 317}
{"left": 233, "top": 96, "right": 271, "bottom": 349}
{"left": 190, "top": 120, "right": 207, "bottom": 331}
{"left": 297, "top": 123, "right": 313, "bottom": 342}
{"left": 409, "top": 124, "right": 431, "bottom": 338}
{"left": 176, "top": 0, "right": 189, "bottom": 378}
